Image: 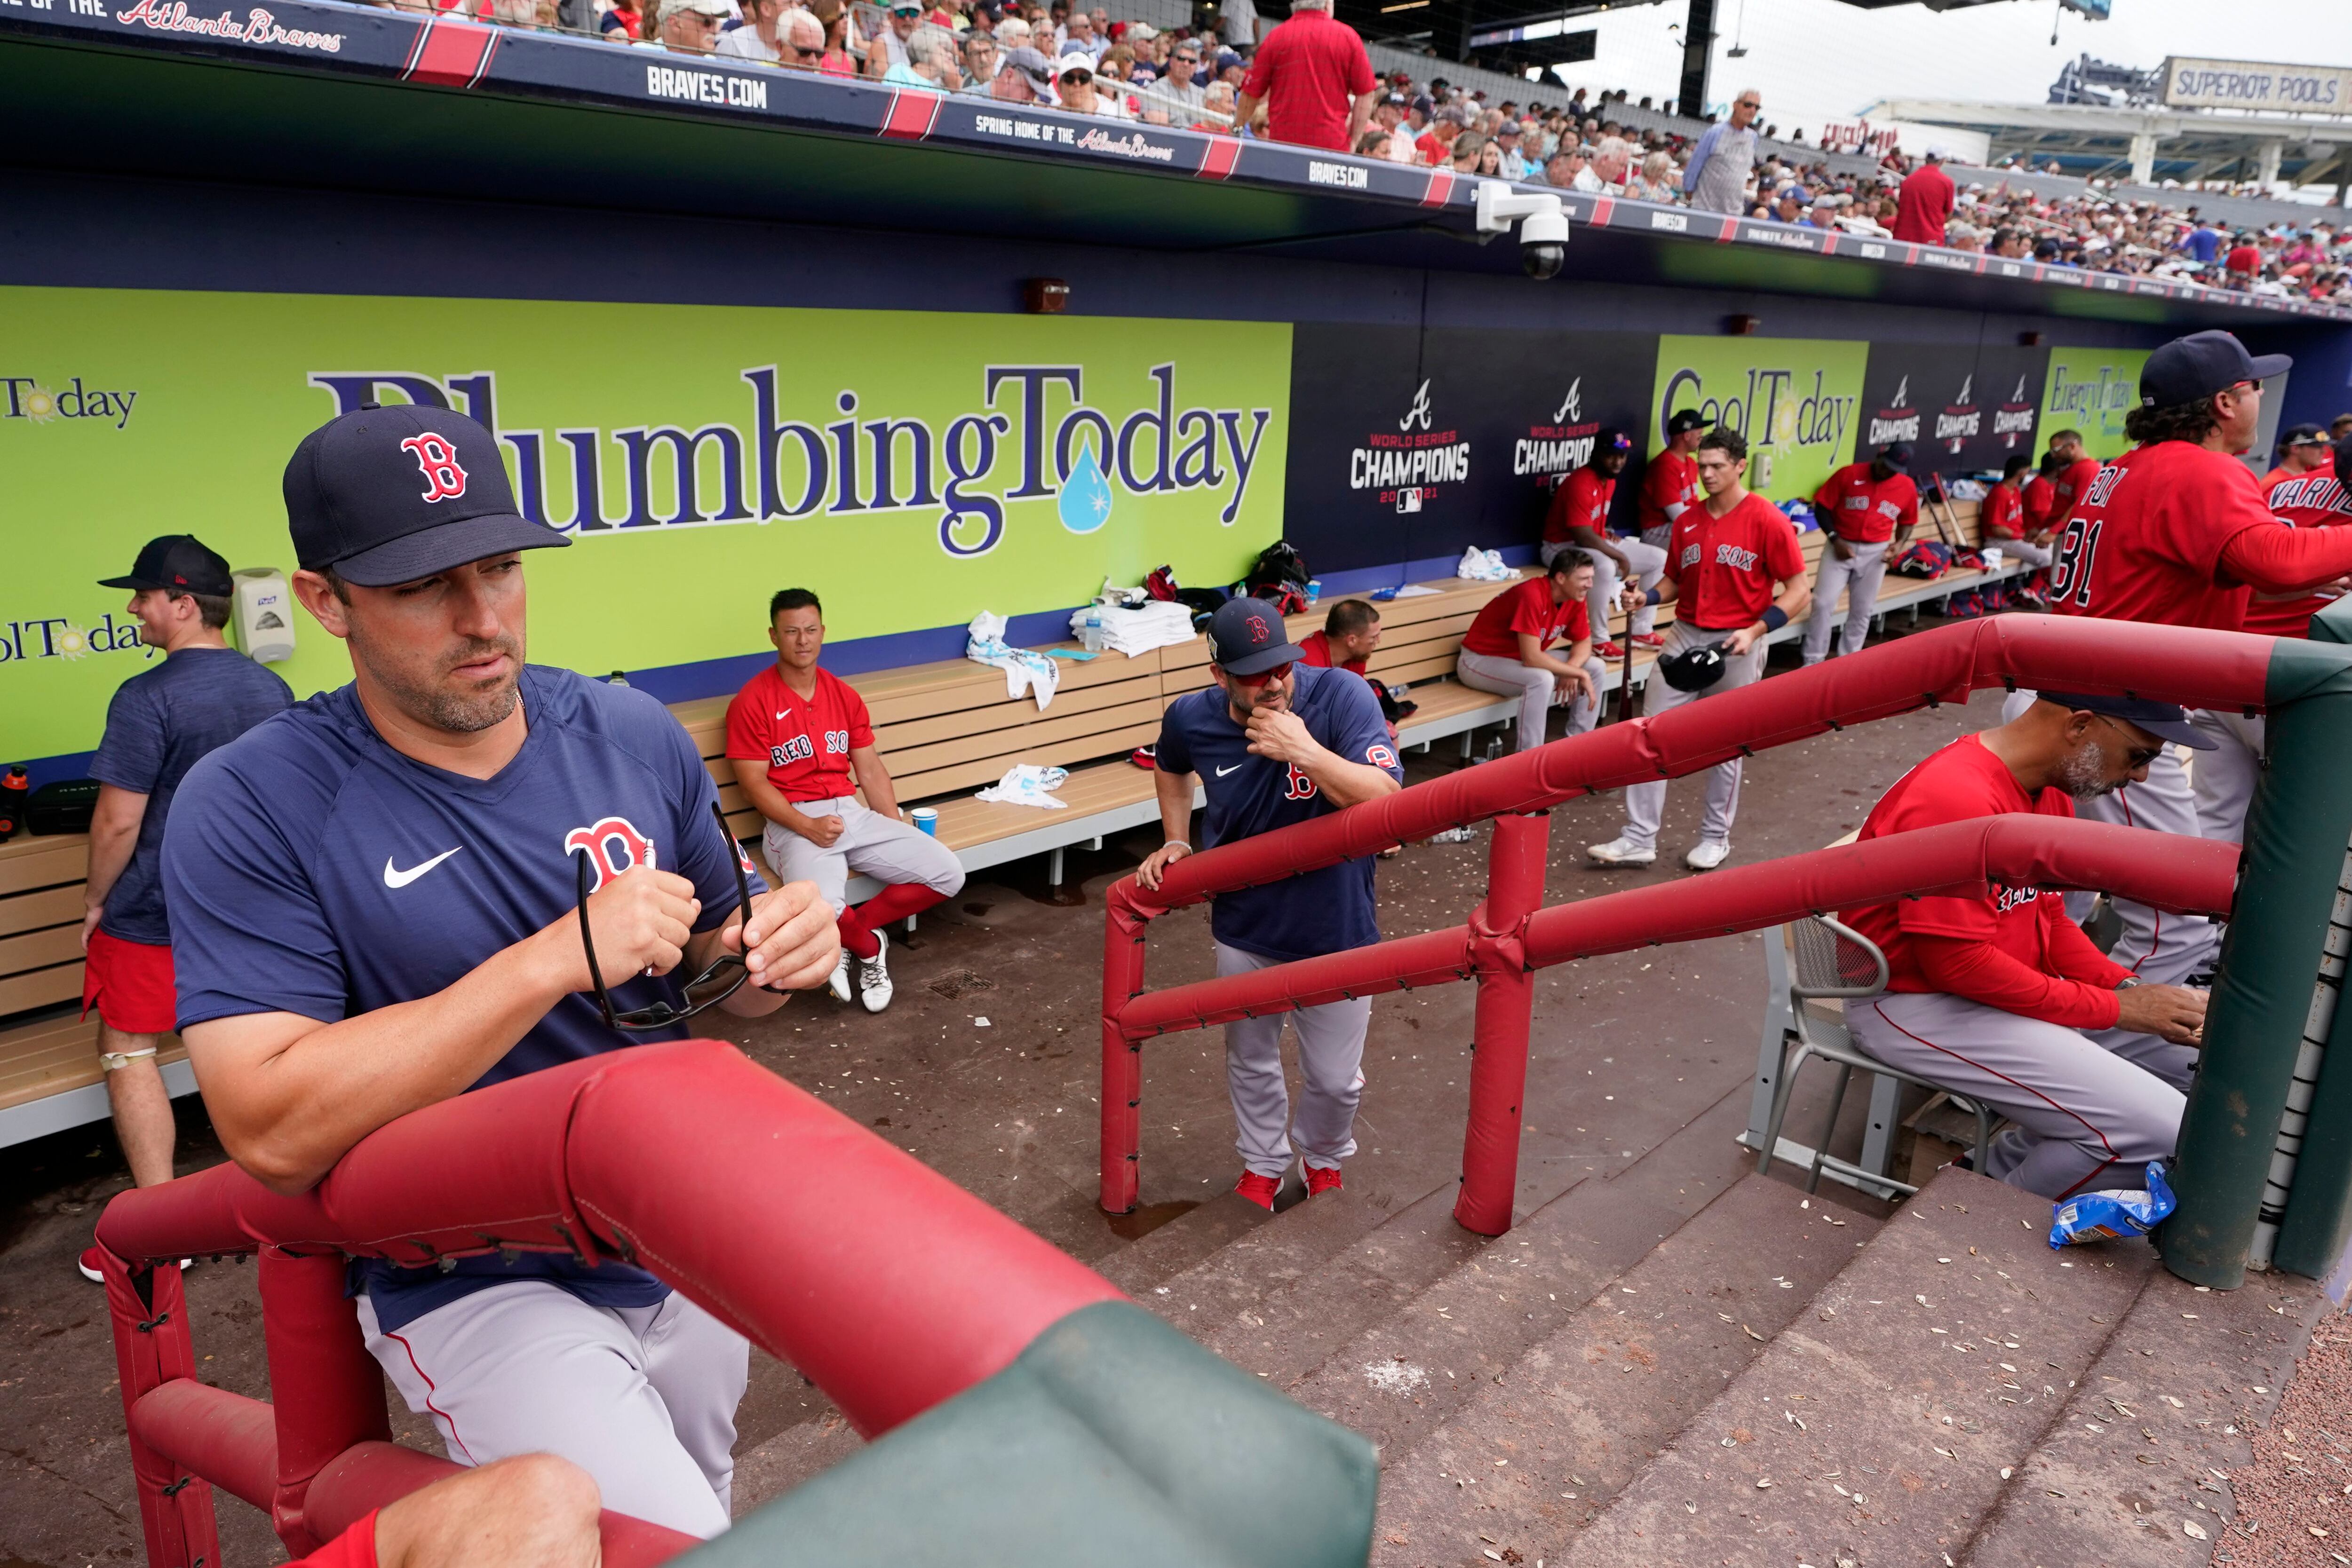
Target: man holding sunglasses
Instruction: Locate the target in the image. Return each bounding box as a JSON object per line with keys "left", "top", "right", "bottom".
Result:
{"left": 160, "top": 406, "right": 838, "bottom": 1539}
{"left": 2026, "top": 331, "right": 2352, "bottom": 998}
{"left": 1137, "top": 598, "right": 1402, "bottom": 1210}
{"left": 1839, "top": 693, "right": 2212, "bottom": 1200}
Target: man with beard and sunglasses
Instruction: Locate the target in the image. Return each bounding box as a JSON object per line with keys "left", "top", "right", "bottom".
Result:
{"left": 1136, "top": 597, "right": 1402, "bottom": 1210}
{"left": 1837, "top": 693, "right": 2213, "bottom": 1200}
{"left": 159, "top": 406, "right": 839, "bottom": 1538}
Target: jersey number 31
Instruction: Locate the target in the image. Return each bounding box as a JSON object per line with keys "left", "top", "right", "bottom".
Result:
{"left": 2050, "top": 517, "right": 2104, "bottom": 609}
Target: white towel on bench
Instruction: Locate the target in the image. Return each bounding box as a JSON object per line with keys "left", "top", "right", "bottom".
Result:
{"left": 1075, "top": 601, "right": 1196, "bottom": 658}
{"left": 967, "top": 611, "right": 1060, "bottom": 711}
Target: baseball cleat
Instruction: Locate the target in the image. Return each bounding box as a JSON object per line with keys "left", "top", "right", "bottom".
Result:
{"left": 1234, "top": 1171, "right": 1280, "bottom": 1211}
{"left": 857, "top": 929, "right": 893, "bottom": 1013}
{"left": 826, "top": 946, "right": 853, "bottom": 1004}
{"left": 1630, "top": 631, "right": 1666, "bottom": 649}
{"left": 1684, "top": 840, "right": 1732, "bottom": 871}
{"left": 78, "top": 1246, "right": 103, "bottom": 1284}
{"left": 1593, "top": 640, "right": 1626, "bottom": 659}
{"left": 1586, "top": 837, "right": 1657, "bottom": 866}
{"left": 1302, "top": 1163, "right": 1343, "bottom": 1198}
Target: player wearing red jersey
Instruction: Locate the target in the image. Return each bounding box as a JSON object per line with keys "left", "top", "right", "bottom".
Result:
{"left": 1637, "top": 409, "right": 1710, "bottom": 552}
{"left": 2262, "top": 422, "right": 2332, "bottom": 486}
{"left": 1843, "top": 694, "right": 2210, "bottom": 1198}
{"left": 2027, "top": 332, "right": 2352, "bottom": 994}
{"left": 2019, "top": 451, "right": 2060, "bottom": 538}
{"left": 1980, "top": 452, "right": 2055, "bottom": 570}
{"left": 1298, "top": 597, "right": 1382, "bottom": 675}
{"left": 2250, "top": 434, "right": 2352, "bottom": 640}
{"left": 1589, "top": 427, "right": 1810, "bottom": 871}
{"left": 1801, "top": 442, "right": 1919, "bottom": 666}
{"left": 1543, "top": 431, "right": 1664, "bottom": 656}
{"left": 726, "top": 588, "right": 965, "bottom": 1014}
{"left": 1456, "top": 555, "right": 1603, "bottom": 752}
{"left": 2043, "top": 429, "right": 2103, "bottom": 533}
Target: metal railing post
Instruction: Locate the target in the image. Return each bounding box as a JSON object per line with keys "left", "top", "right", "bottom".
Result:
{"left": 1455, "top": 810, "right": 1550, "bottom": 1236}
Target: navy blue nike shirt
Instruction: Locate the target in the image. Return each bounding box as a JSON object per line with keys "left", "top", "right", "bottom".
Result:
{"left": 161, "top": 665, "right": 763, "bottom": 1330}
{"left": 1155, "top": 663, "right": 1402, "bottom": 962}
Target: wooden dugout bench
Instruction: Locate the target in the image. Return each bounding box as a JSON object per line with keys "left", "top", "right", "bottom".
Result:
{"left": 0, "top": 515, "right": 2030, "bottom": 1148}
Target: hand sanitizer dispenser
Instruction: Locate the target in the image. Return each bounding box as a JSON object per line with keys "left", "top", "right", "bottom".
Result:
{"left": 232, "top": 567, "right": 295, "bottom": 664}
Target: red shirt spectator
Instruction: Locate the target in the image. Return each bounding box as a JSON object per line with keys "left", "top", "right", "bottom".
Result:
{"left": 1237, "top": 0, "right": 1375, "bottom": 153}
{"left": 1668, "top": 493, "right": 1805, "bottom": 630}
{"left": 1811, "top": 460, "right": 1919, "bottom": 545}
{"left": 2225, "top": 241, "right": 2263, "bottom": 280}
{"left": 1461, "top": 574, "right": 1588, "bottom": 657}
{"left": 1891, "top": 157, "right": 1955, "bottom": 245}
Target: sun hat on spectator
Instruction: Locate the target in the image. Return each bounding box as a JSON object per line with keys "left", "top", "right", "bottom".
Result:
{"left": 1053, "top": 49, "right": 1094, "bottom": 79}
{"left": 658, "top": 0, "right": 729, "bottom": 17}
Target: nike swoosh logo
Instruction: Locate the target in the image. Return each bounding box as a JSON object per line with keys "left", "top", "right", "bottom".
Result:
{"left": 384, "top": 847, "right": 463, "bottom": 888}
{"left": 1215, "top": 763, "right": 1246, "bottom": 776}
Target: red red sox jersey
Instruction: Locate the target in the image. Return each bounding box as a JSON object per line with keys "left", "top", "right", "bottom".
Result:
{"left": 2248, "top": 468, "right": 2352, "bottom": 637}
{"left": 2021, "top": 474, "right": 2057, "bottom": 534}
{"left": 1667, "top": 493, "right": 1806, "bottom": 630}
{"left": 723, "top": 664, "right": 875, "bottom": 803}
{"left": 1638, "top": 449, "right": 1699, "bottom": 535}
{"left": 1545, "top": 467, "right": 1617, "bottom": 544}
{"left": 1842, "top": 736, "right": 2127, "bottom": 1026}
{"left": 1461, "top": 575, "right": 1590, "bottom": 658}
{"left": 1980, "top": 481, "right": 2026, "bottom": 539}
{"left": 1811, "top": 463, "right": 1918, "bottom": 545}
{"left": 2048, "top": 441, "right": 2273, "bottom": 631}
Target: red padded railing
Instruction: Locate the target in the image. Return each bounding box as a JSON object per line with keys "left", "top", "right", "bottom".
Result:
{"left": 1100, "top": 615, "right": 2268, "bottom": 1226}
{"left": 97, "top": 1040, "right": 1124, "bottom": 1568}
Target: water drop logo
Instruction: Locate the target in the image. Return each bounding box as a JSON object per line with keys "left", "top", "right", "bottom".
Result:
{"left": 1058, "top": 440, "right": 1114, "bottom": 535}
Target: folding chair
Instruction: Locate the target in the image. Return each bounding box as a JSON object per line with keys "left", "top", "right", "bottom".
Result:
{"left": 1758, "top": 915, "right": 1994, "bottom": 1196}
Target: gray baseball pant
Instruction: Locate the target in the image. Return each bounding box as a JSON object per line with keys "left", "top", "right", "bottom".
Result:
{"left": 358, "top": 1282, "right": 748, "bottom": 1537}
{"left": 1619, "top": 621, "right": 1766, "bottom": 852}
{"left": 1215, "top": 940, "right": 1370, "bottom": 1179}
{"left": 1801, "top": 538, "right": 1891, "bottom": 666}
{"left": 2000, "top": 691, "right": 2223, "bottom": 990}
{"left": 762, "top": 795, "right": 964, "bottom": 916}
{"left": 1848, "top": 991, "right": 2183, "bottom": 1200}
{"left": 1456, "top": 648, "right": 1605, "bottom": 753}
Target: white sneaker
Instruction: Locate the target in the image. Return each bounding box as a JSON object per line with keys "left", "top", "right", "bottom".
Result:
{"left": 826, "top": 946, "right": 853, "bottom": 1004}
{"left": 1586, "top": 837, "right": 1657, "bottom": 866}
{"left": 1684, "top": 840, "right": 1731, "bottom": 871}
{"left": 857, "top": 929, "right": 894, "bottom": 1014}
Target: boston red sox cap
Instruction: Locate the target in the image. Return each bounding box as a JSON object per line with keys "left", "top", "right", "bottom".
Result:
{"left": 283, "top": 404, "right": 569, "bottom": 587}
{"left": 1876, "top": 441, "right": 1914, "bottom": 472}
{"left": 2037, "top": 691, "right": 2217, "bottom": 752}
{"left": 99, "top": 534, "right": 234, "bottom": 597}
{"left": 1207, "top": 595, "right": 1307, "bottom": 676}
{"left": 2137, "top": 330, "right": 2292, "bottom": 411}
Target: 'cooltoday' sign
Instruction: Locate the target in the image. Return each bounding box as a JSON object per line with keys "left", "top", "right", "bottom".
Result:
{"left": 1651, "top": 336, "right": 1867, "bottom": 504}
{"left": 1, "top": 287, "right": 1289, "bottom": 761}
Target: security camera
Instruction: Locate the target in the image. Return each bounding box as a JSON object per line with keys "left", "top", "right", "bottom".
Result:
{"left": 1474, "top": 180, "right": 1571, "bottom": 282}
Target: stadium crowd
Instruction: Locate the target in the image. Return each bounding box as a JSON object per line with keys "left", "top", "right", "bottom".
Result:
{"left": 374, "top": 0, "right": 2352, "bottom": 295}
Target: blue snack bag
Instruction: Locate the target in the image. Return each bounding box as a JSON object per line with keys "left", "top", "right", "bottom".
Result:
{"left": 2050, "top": 1161, "right": 2177, "bottom": 1248}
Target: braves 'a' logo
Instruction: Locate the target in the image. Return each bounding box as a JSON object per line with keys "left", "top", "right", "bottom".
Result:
{"left": 401, "top": 432, "right": 469, "bottom": 503}
{"left": 1399, "top": 379, "right": 1434, "bottom": 433}
{"left": 565, "top": 816, "right": 657, "bottom": 889}
{"left": 1553, "top": 377, "right": 1582, "bottom": 425}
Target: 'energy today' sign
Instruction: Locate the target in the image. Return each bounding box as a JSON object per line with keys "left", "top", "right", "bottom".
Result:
{"left": 1651, "top": 336, "right": 1867, "bottom": 503}
{"left": 0, "top": 286, "right": 1289, "bottom": 761}
{"left": 2037, "top": 348, "right": 2150, "bottom": 460}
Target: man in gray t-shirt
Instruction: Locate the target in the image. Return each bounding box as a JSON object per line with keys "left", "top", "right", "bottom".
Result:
{"left": 1685, "top": 87, "right": 1762, "bottom": 216}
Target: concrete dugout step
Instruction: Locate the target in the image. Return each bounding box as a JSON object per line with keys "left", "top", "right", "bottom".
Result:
{"left": 1369, "top": 1172, "right": 1881, "bottom": 1568}
{"left": 1555, "top": 1167, "right": 2154, "bottom": 1568}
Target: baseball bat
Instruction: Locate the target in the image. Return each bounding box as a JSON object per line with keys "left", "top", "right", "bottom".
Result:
{"left": 1925, "top": 474, "right": 1961, "bottom": 551}
{"left": 1615, "top": 578, "right": 1638, "bottom": 725}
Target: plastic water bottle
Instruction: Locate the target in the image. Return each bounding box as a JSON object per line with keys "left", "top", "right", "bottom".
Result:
{"left": 606, "top": 670, "right": 630, "bottom": 687}
{"left": 1081, "top": 609, "right": 1104, "bottom": 653}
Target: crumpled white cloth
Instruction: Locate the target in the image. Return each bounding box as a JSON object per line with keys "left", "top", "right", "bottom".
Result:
{"left": 1071, "top": 600, "right": 1196, "bottom": 658}
{"left": 966, "top": 611, "right": 1058, "bottom": 711}
{"left": 975, "top": 763, "right": 1071, "bottom": 809}
{"left": 1457, "top": 547, "right": 1517, "bottom": 581}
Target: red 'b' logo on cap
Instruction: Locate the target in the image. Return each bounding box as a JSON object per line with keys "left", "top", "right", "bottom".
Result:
{"left": 1246, "top": 612, "right": 1270, "bottom": 643}
{"left": 401, "top": 433, "right": 469, "bottom": 503}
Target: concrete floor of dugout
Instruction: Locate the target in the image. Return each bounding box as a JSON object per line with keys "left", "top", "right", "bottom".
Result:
{"left": 0, "top": 632, "right": 2300, "bottom": 1567}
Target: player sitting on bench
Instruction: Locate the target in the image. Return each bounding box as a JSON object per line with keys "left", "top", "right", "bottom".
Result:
{"left": 726, "top": 588, "right": 964, "bottom": 1014}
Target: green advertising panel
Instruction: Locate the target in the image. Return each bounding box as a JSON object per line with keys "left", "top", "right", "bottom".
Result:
{"left": 2, "top": 287, "right": 1289, "bottom": 761}
{"left": 2038, "top": 347, "right": 2150, "bottom": 460}
{"left": 1651, "top": 336, "right": 1869, "bottom": 505}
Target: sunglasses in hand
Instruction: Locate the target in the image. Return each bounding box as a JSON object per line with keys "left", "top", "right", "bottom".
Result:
{"left": 571, "top": 800, "right": 757, "bottom": 1031}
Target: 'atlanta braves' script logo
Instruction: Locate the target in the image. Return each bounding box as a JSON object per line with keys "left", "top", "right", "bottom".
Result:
{"left": 1399, "top": 379, "right": 1434, "bottom": 433}
{"left": 565, "top": 816, "right": 658, "bottom": 889}
{"left": 400, "top": 432, "right": 469, "bottom": 503}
